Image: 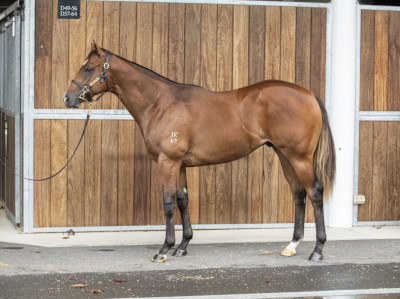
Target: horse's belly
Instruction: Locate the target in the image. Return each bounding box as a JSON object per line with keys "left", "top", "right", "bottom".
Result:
{"left": 183, "top": 131, "right": 262, "bottom": 167}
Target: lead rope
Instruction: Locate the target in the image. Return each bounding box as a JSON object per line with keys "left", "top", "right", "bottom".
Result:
{"left": 0, "top": 104, "right": 92, "bottom": 182}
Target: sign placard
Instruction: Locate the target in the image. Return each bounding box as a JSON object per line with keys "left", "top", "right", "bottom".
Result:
{"left": 58, "top": 0, "right": 80, "bottom": 19}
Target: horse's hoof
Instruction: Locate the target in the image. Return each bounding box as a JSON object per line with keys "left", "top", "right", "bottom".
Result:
{"left": 151, "top": 253, "right": 167, "bottom": 263}
{"left": 309, "top": 251, "right": 323, "bottom": 262}
{"left": 172, "top": 248, "right": 187, "bottom": 257}
{"left": 281, "top": 247, "right": 296, "bottom": 257}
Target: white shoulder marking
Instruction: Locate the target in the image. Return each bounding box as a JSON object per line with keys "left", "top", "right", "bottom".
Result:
{"left": 170, "top": 131, "right": 178, "bottom": 143}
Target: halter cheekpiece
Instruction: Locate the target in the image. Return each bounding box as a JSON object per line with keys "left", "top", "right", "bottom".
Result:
{"left": 71, "top": 51, "right": 111, "bottom": 103}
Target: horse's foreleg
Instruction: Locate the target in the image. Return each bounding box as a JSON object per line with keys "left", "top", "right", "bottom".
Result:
{"left": 152, "top": 155, "right": 181, "bottom": 263}
{"left": 173, "top": 167, "right": 193, "bottom": 257}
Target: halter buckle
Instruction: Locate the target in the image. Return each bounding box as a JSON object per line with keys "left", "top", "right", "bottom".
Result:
{"left": 104, "top": 62, "right": 110, "bottom": 70}
{"left": 82, "top": 86, "right": 90, "bottom": 94}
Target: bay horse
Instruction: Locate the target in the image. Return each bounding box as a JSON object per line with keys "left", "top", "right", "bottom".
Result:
{"left": 64, "top": 42, "right": 335, "bottom": 263}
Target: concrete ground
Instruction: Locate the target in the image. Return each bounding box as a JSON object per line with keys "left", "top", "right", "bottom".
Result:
{"left": 0, "top": 209, "right": 399, "bottom": 298}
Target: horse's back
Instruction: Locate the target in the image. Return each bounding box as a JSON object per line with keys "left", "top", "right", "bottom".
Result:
{"left": 171, "top": 80, "right": 322, "bottom": 166}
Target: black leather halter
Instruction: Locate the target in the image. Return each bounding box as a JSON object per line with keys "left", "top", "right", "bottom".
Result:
{"left": 71, "top": 51, "right": 111, "bottom": 103}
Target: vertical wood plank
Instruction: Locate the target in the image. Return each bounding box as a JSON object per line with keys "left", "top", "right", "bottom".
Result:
{"left": 35, "top": 0, "right": 53, "bottom": 109}
{"left": 264, "top": 6, "right": 280, "bottom": 223}
{"left": 388, "top": 11, "right": 400, "bottom": 111}
{"left": 199, "top": 4, "right": 217, "bottom": 224}
{"left": 119, "top": 3, "right": 137, "bottom": 61}
{"left": 280, "top": 7, "right": 296, "bottom": 84}
{"left": 100, "top": 120, "right": 118, "bottom": 226}
{"left": 184, "top": 3, "right": 202, "bottom": 225}
{"left": 86, "top": 1, "right": 104, "bottom": 49}
{"left": 247, "top": 6, "right": 265, "bottom": 224}
{"left": 357, "top": 121, "right": 373, "bottom": 221}
{"left": 265, "top": 7, "right": 281, "bottom": 80}
{"left": 374, "top": 10, "right": 389, "bottom": 112}
{"left": 118, "top": 3, "right": 136, "bottom": 60}
{"left": 51, "top": 3, "right": 69, "bottom": 109}
{"left": 279, "top": 6, "right": 296, "bottom": 223}
{"left": 102, "top": 2, "right": 120, "bottom": 109}
{"left": 360, "top": 10, "right": 375, "bottom": 111}
{"left": 118, "top": 120, "right": 135, "bottom": 225}
{"left": 215, "top": 5, "right": 233, "bottom": 224}
{"left": 386, "top": 122, "right": 398, "bottom": 221}
{"left": 150, "top": 2, "right": 169, "bottom": 225}
{"left": 295, "top": 7, "right": 311, "bottom": 89}
{"left": 67, "top": 120, "right": 85, "bottom": 227}
{"left": 134, "top": 3, "right": 153, "bottom": 225}
{"left": 85, "top": 1, "right": 104, "bottom": 111}
{"left": 168, "top": 3, "right": 185, "bottom": 83}
{"left": 248, "top": 6, "right": 265, "bottom": 83}
{"left": 231, "top": 5, "right": 249, "bottom": 224}
{"left": 50, "top": 120, "right": 68, "bottom": 227}
{"left": 372, "top": 122, "right": 387, "bottom": 221}
{"left": 152, "top": 3, "right": 169, "bottom": 77}
{"left": 84, "top": 120, "right": 101, "bottom": 226}
{"left": 310, "top": 8, "right": 326, "bottom": 100}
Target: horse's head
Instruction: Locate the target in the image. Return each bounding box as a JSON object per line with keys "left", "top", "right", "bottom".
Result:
{"left": 64, "top": 41, "right": 111, "bottom": 108}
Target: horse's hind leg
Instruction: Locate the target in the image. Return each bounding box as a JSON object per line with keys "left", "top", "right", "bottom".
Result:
{"left": 273, "top": 148, "right": 307, "bottom": 257}
{"left": 173, "top": 167, "right": 193, "bottom": 257}
{"left": 290, "top": 157, "right": 326, "bottom": 262}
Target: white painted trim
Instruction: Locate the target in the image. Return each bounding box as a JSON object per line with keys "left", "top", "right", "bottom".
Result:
{"left": 33, "top": 109, "right": 134, "bottom": 120}
{"left": 359, "top": 111, "right": 400, "bottom": 121}
{"left": 329, "top": 0, "right": 357, "bottom": 228}
{"left": 353, "top": 3, "right": 362, "bottom": 227}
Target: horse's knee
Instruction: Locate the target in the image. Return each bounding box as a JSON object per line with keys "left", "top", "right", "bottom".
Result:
{"left": 163, "top": 192, "right": 177, "bottom": 218}
{"left": 293, "top": 189, "right": 306, "bottom": 205}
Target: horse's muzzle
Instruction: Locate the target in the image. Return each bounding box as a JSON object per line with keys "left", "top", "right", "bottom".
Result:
{"left": 63, "top": 93, "right": 81, "bottom": 108}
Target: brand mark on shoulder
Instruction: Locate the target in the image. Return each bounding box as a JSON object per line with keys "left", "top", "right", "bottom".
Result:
{"left": 170, "top": 131, "right": 178, "bottom": 143}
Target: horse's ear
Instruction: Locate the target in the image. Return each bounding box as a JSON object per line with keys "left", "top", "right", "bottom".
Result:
{"left": 91, "top": 40, "right": 99, "bottom": 53}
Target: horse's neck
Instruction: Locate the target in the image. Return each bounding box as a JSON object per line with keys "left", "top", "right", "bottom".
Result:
{"left": 111, "top": 58, "right": 174, "bottom": 127}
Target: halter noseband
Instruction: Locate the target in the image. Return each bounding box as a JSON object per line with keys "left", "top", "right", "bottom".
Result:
{"left": 71, "top": 51, "right": 111, "bottom": 103}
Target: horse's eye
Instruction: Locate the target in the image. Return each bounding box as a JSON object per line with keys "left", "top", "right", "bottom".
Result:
{"left": 85, "top": 67, "right": 94, "bottom": 73}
